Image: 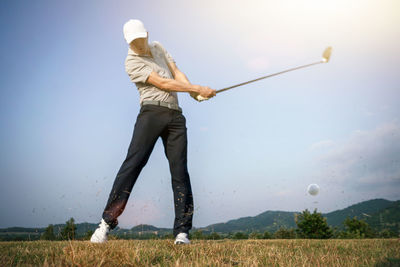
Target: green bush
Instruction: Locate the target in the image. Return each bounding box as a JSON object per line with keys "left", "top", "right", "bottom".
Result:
{"left": 378, "top": 229, "right": 397, "bottom": 238}
{"left": 207, "top": 232, "right": 222, "bottom": 240}
{"left": 60, "top": 218, "right": 77, "bottom": 240}
{"left": 249, "top": 232, "right": 263, "bottom": 239}
{"left": 341, "top": 217, "right": 375, "bottom": 238}
{"left": 232, "top": 232, "right": 248, "bottom": 239}
{"left": 191, "top": 230, "right": 205, "bottom": 240}
{"left": 263, "top": 231, "right": 272, "bottom": 239}
{"left": 295, "top": 209, "right": 333, "bottom": 239}
{"left": 274, "top": 227, "right": 296, "bottom": 239}
{"left": 41, "top": 224, "right": 56, "bottom": 240}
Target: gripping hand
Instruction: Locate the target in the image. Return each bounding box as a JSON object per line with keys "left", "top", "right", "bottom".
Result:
{"left": 190, "top": 92, "right": 209, "bottom": 102}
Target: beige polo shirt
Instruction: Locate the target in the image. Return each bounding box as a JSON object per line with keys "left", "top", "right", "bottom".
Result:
{"left": 125, "top": 41, "right": 179, "bottom": 106}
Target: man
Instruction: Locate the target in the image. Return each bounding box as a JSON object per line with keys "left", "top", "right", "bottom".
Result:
{"left": 90, "top": 19, "right": 216, "bottom": 245}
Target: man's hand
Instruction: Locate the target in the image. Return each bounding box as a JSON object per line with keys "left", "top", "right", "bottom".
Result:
{"left": 189, "top": 92, "right": 202, "bottom": 101}
{"left": 198, "top": 86, "right": 216, "bottom": 98}
{"left": 189, "top": 92, "right": 208, "bottom": 102}
{"left": 191, "top": 86, "right": 216, "bottom": 102}
{"left": 167, "top": 62, "right": 216, "bottom": 102}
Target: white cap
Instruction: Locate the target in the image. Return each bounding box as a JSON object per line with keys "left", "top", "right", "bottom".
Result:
{"left": 123, "top": 19, "right": 148, "bottom": 44}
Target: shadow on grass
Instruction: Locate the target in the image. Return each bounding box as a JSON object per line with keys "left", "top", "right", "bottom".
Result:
{"left": 375, "top": 258, "right": 400, "bottom": 267}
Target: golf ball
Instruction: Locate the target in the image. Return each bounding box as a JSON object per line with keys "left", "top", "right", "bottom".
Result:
{"left": 307, "top": 184, "right": 320, "bottom": 196}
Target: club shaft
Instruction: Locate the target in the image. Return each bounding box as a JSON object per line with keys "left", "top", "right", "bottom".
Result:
{"left": 216, "top": 60, "right": 324, "bottom": 94}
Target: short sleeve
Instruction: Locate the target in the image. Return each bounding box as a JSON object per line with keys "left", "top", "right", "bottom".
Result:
{"left": 153, "top": 41, "right": 175, "bottom": 63}
{"left": 125, "top": 57, "right": 153, "bottom": 84}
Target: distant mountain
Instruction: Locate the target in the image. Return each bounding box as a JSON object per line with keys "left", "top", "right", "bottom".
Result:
{"left": 199, "top": 211, "right": 299, "bottom": 234}
{"left": 1, "top": 198, "right": 398, "bottom": 239}
{"left": 113, "top": 224, "right": 172, "bottom": 236}
{"left": 365, "top": 200, "right": 400, "bottom": 232}
{"left": 324, "top": 199, "right": 394, "bottom": 228}
{"left": 198, "top": 198, "right": 399, "bottom": 234}
{"left": 131, "top": 224, "right": 160, "bottom": 231}
{"left": 0, "top": 227, "right": 44, "bottom": 233}
{"left": 52, "top": 223, "right": 172, "bottom": 236}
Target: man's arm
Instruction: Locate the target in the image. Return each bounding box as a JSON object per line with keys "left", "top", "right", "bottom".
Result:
{"left": 167, "top": 61, "right": 205, "bottom": 100}
{"left": 168, "top": 62, "right": 190, "bottom": 84}
{"left": 146, "top": 66, "right": 215, "bottom": 98}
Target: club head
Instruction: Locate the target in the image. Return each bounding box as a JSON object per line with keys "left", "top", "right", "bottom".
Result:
{"left": 322, "top": 47, "right": 332, "bottom": 63}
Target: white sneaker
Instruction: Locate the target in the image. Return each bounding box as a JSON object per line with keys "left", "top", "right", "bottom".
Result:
{"left": 90, "top": 219, "right": 110, "bottom": 243}
{"left": 174, "top": 233, "right": 190, "bottom": 245}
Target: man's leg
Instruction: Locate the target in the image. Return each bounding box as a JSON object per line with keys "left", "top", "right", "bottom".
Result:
{"left": 102, "top": 106, "right": 167, "bottom": 229}
{"left": 161, "top": 111, "right": 194, "bottom": 237}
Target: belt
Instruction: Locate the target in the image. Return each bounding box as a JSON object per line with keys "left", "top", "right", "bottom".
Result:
{"left": 141, "top": 100, "right": 182, "bottom": 112}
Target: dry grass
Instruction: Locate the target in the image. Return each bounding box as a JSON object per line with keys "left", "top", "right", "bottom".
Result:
{"left": 0, "top": 239, "right": 399, "bottom": 266}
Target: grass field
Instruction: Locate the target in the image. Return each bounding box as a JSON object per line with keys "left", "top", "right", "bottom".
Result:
{"left": 1, "top": 239, "right": 399, "bottom": 266}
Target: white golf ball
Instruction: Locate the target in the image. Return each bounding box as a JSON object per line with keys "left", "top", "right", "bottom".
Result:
{"left": 307, "top": 184, "right": 320, "bottom": 196}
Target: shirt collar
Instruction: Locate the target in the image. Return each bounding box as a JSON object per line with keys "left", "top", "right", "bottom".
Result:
{"left": 128, "top": 42, "right": 155, "bottom": 57}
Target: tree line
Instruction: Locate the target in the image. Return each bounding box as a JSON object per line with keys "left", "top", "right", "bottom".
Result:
{"left": 2, "top": 209, "right": 397, "bottom": 241}
{"left": 189, "top": 209, "right": 396, "bottom": 240}
{"left": 40, "top": 218, "right": 82, "bottom": 241}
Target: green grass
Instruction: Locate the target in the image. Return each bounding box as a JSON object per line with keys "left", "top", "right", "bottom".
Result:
{"left": 0, "top": 239, "right": 399, "bottom": 266}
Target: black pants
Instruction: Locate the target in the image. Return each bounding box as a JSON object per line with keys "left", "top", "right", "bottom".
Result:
{"left": 102, "top": 104, "right": 194, "bottom": 237}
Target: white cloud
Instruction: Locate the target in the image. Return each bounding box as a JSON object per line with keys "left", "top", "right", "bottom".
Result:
{"left": 312, "top": 122, "right": 400, "bottom": 192}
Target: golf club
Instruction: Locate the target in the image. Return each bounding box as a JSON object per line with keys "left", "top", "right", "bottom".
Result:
{"left": 196, "top": 46, "right": 332, "bottom": 101}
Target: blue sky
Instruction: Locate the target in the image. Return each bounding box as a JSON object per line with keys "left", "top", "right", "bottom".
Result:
{"left": 0, "top": 0, "right": 399, "bottom": 229}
